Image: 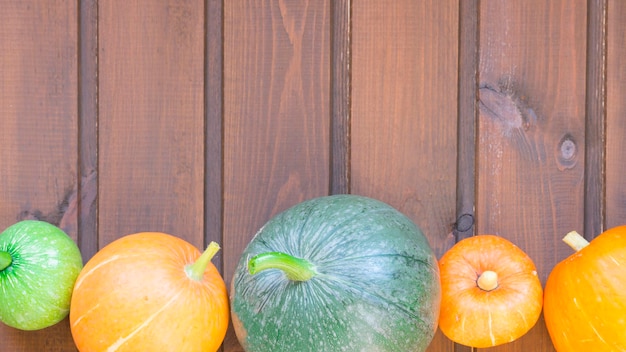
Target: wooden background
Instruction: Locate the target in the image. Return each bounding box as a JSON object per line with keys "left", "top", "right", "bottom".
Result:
{"left": 0, "top": 0, "right": 624, "bottom": 351}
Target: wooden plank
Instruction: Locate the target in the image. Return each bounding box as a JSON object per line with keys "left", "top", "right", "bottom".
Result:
{"left": 0, "top": 1, "right": 79, "bottom": 350}
{"left": 222, "top": 1, "right": 331, "bottom": 351}
{"left": 77, "top": 0, "right": 99, "bottom": 262}
{"left": 585, "top": 0, "right": 607, "bottom": 239}
{"left": 330, "top": 0, "right": 352, "bottom": 195}
{"left": 456, "top": 1, "right": 478, "bottom": 350}
{"left": 477, "top": 1, "right": 587, "bottom": 351}
{"left": 351, "top": 0, "right": 459, "bottom": 265}
{"left": 98, "top": 0, "right": 206, "bottom": 249}
{"left": 205, "top": 2, "right": 225, "bottom": 350}
{"left": 455, "top": 0, "right": 479, "bottom": 245}
{"left": 606, "top": 0, "right": 626, "bottom": 229}
{"left": 351, "top": 1, "right": 459, "bottom": 351}
{"left": 205, "top": 0, "right": 224, "bottom": 274}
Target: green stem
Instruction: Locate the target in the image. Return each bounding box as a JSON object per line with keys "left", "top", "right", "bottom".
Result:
{"left": 0, "top": 251, "right": 12, "bottom": 271}
{"left": 248, "top": 252, "right": 318, "bottom": 282}
{"left": 185, "top": 241, "right": 221, "bottom": 281}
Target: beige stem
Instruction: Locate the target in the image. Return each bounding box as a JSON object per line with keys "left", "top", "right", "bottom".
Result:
{"left": 562, "top": 231, "right": 590, "bottom": 252}
{"left": 477, "top": 270, "right": 498, "bottom": 291}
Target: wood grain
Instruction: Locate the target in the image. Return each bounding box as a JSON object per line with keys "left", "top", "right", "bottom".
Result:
{"left": 98, "top": 0, "right": 206, "bottom": 248}
{"left": 77, "top": 0, "right": 99, "bottom": 262}
{"left": 223, "top": 1, "right": 331, "bottom": 350}
{"left": 351, "top": 1, "right": 459, "bottom": 351}
{"left": 606, "top": 0, "right": 626, "bottom": 229}
{"left": 477, "top": 1, "right": 587, "bottom": 351}
{"left": 330, "top": 0, "right": 352, "bottom": 195}
{"left": 205, "top": 0, "right": 224, "bottom": 274}
{"left": 456, "top": 0, "right": 479, "bottom": 244}
{"left": 0, "top": 1, "right": 79, "bottom": 350}
{"left": 585, "top": 0, "right": 607, "bottom": 239}
{"left": 351, "top": 0, "right": 459, "bottom": 260}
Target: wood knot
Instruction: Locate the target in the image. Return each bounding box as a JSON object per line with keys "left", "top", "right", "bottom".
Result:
{"left": 455, "top": 213, "right": 474, "bottom": 233}
{"left": 478, "top": 83, "right": 536, "bottom": 136}
{"left": 479, "top": 85, "right": 523, "bottom": 129}
{"left": 556, "top": 134, "right": 577, "bottom": 170}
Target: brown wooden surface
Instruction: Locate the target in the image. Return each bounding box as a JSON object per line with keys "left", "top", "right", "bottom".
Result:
{"left": 0, "top": 1, "right": 624, "bottom": 351}
{"left": 584, "top": 0, "right": 607, "bottom": 240}
{"left": 330, "top": 0, "right": 352, "bottom": 195}
{"left": 0, "top": 2, "right": 79, "bottom": 350}
{"left": 77, "top": 0, "right": 99, "bottom": 263}
{"left": 98, "top": 0, "right": 206, "bottom": 249}
{"left": 477, "top": 2, "right": 587, "bottom": 351}
{"left": 351, "top": 1, "right": 459, "bottom": 351}
{"left": 205, "top": 0, "right": 225, "bottom": 273}
{"left": 606, "top": 0, "right": 626, "bottom": 230}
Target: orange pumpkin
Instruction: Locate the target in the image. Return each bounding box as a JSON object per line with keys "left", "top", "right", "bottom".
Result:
{"left": 69, "top": 232, "right": 229, "bottom": 352}
{"left": 438, "top": 234, "right": 543, "bottom": 348}
{"left": 544, "top": 227, "right": 626, "bottom": 351}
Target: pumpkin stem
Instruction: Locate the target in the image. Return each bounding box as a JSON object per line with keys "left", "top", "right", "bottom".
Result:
{"left": 0, "top": 251, "right": 12, "bottom": 271}
{"left": 185, "top": 241, "right": 221, "bottom": 281}
{"left": 562, "top": 231, "right": 590, "bottom": 252}
{"left": 477, "top": 270, "right": 498, "bottom": 291}
{"left": 248, "top": 252, "right": 318, "bottom": 282}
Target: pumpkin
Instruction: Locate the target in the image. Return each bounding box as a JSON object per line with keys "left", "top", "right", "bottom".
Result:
{"left": 0, "top": 220, "right": 83, "bottom": 330}
{"left": 544, "top": 227, "right": 626, "bottom": 351}
{"left": 230, "top": 194, "right": 441, "bottom": 352}
{"left": 69, "top": 232, "right": 229, "bottom": 352}
{"left": 438, "top": 235, "right": 543, "bottom": 348}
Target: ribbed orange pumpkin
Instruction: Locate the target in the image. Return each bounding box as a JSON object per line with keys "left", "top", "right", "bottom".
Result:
{"left": 69, "top": 232, "right": 229, "bottom": 352}
{"left": 544, "top": 227, "right": 626, "bottom": 351}
{"left": 438, "top": 235, "right": 543, "bottom": 348}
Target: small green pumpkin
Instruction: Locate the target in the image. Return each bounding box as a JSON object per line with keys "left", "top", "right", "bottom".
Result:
{"left": 231, "top": 194, "right": 441, "bottom": 352}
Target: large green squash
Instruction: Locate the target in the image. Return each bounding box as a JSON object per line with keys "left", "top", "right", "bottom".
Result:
{"left": 231, "top": 194, "right": 441, "bottom": 352}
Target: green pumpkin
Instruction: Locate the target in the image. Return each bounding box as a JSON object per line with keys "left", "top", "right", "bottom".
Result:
{"left": 231, "top": 194, "right": 441, "bottom": 352}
